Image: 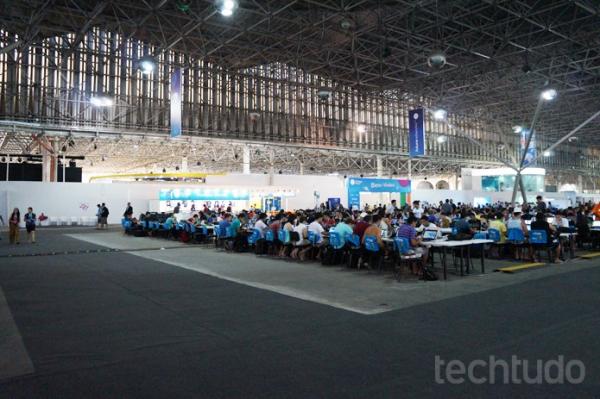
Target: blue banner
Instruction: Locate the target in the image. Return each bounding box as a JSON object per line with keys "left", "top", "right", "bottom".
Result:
{"left": 520, "top": 128, "right": 536, "bottom": 167}
{"left": 408, "top": 108, "right": 425, "bottom": 157}
{"left": 347, "top": 177, "right": 411, "bottom": 210}
{"left": 170, "top": 68, "right": 182, "bottom": 138}
{"left": 159, "top": 188, "right": 249, "bottom": 201}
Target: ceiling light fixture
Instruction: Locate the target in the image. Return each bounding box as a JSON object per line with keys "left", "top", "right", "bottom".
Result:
{"left": 433, "top": 109, "right": 447, "bottom": 120}
{"left": 356, "top": 124, "right": 366, "bottom": 134}
{"left": 540, "top": 88, "right": 557, "bottom": 101}
{"left": 512, "top": 125, "right": 523, "bottom": 134}
{"left": 90, "top": 95, "right": 114, "bottom": 107}
{"left": 138, "top": 56, "right": 156, "bottom": 74}
{"left": 437, "top": 135, "right": 447, "bottom": 143}
{"left": 218, "top": 0, "right": 237, "bottom": 16}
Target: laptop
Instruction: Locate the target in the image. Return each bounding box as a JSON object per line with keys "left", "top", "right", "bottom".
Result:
{"left": 422, "top": 230, "right": 438, "bottom": 241}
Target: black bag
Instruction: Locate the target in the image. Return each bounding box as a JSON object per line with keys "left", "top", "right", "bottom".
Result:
{"left": 421, "top": 267, "right": 438, "bottom": 281}
{"left": 321, "top": 247, "right": 343, "bottom": 266}
{"left": 254, "top": 239, "right": 267, "bottom": 255}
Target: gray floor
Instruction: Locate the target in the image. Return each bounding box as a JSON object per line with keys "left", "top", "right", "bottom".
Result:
{"left": 0, "top": 228, "right": 599, "bottom": 398}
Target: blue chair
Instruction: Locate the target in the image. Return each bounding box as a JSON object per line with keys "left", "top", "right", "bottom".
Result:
{"left": 329, "top": 231, "right": 344, "bottom": 250}
{"left": 473, "top": 231, "right": 488, "bottom": 240}
{"left": 247, "top": 228, "right": 261, "bottom": 246}
{"left": 452, "top": 227, "right": 458, "bottom": 236}
{"left": 530, "top": 229, "right": 555, "bottom": 262}
{"left": 265, "top": 230, "right": 275, "bottom": 242}
{"left": 278, "top": 229, "right": 289, "bottom": 244}
{"left": 346, "top": 234, "right": 362, "bottom": 269}
{"left": 507, "top": 228, "right": 525, "bottom": 243}
{"left": 487, "top": 229, "right": 501, "bottom": 243}
{"left": 307, "top": 231, "right": 320, "bottom": 245}
{"left": 363, "top": 235, "right": 383, "bottom": 272}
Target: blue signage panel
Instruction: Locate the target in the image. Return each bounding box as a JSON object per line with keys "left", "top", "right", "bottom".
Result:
{"left": 408, "top": 108, "right": 426, "bottom": 157}
{"left": 347, "top": 177, "right": 411, "bottom": 210}
{"left": 159, "top": 188, "right": 249, "bottom": 201}
{"left": 170, "top": 68, "right": 182, "bottom": 138}
{"left": 520, "top": 128, "right": 536, "bottom": 167}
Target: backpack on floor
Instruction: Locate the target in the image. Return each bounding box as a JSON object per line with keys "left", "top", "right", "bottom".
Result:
{"left": 421, "top": 267, "right": 438, "bottom": 281}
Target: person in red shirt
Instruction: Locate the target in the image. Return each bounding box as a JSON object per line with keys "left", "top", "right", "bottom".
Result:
{"left": 353, "top": 214, "right": 371, "bottom": 239}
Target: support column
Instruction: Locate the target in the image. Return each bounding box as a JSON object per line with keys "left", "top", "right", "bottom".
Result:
{"left": 407, "top": 158, "right": 412, "bottom": 182}
{"left": 511, "top": 172, "right": 520, "bottom": 206}
{"left": 62, "top": 154, "right": 66, "bottom": 183}
{"left": 376, "top": 155, "right": 383, "bottom": 177}
{"left": 577, "top": 175, "right": 583, "bottom": 192}
{"left": 5, "top": 154, "right": 9, "bottom": 181}
{"left": 242, "top": 145, "right": 250, "bottom": 174}
{"left": 299, "top": 162, "right": 304, "bottom": 175}
{"left": 181, "top": 156, "right": 188, "bottom": 172}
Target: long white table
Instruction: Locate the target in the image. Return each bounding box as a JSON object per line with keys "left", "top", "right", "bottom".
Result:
{"left": 423, "top": 238, "right": 493, "bottom": 279}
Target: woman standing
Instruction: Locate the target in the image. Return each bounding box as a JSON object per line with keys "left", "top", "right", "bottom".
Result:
{"left": 24, "top": 207, "right": 37, "bottom": 244}
{"left": 9, "top": 208, "right": 20, "bottom": 244}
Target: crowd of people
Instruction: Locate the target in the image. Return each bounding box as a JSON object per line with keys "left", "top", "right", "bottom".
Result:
{"left": 123, "top": 194, "right": 600, "bottom": 269}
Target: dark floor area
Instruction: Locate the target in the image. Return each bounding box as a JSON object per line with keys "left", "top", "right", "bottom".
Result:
{"left": 0, "top": 229, "right": 598, "bottom": 398}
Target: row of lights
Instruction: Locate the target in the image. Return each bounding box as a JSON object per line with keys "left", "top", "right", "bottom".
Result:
{"left": 89, "top": 1, "right": 239, "bottom": 107}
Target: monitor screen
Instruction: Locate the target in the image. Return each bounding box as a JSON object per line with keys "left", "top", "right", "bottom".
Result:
{"left": 423, "top": 230, "right": 437, "bottom": 240}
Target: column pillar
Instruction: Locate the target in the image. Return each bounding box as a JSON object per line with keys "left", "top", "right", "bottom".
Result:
{"left": 376, "top": 155, "right": 383, "bottom": 177}
{"left": 242, "top": 145, "right": 250, "bottom": 174}
{"left": 181, "top": 156, "right": 188, "bottom": 172}
{"left": 299, "top": 162, "right": 304, "bottom": 175}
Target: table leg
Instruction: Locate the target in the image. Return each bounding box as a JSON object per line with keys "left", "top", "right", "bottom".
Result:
{"left": 442, "top": 247, "right": 447, "bottom": 280}
{"left": 459, "top": 247, "right": 464, "bottom": 276}
{"left": 481, "top": 244, "right": 485, "bottom": 274}
{"left": 570, "top": 235, "right": 575, "bottom": 259}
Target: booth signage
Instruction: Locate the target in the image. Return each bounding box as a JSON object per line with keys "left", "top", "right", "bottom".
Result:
{"left": 170, "top": 68, "right": 182, "bottom": 138}
{"left": 347, "top": 177, "right": 411, "bottom": 210}
{"left": 159, "top": 188, "right": 249, "bottom": 201}
{"left": 408, "top": 108, "right": 425, "bottom": 157}
{"left": 520, "top": 128, "right": 536, "bottom": 167}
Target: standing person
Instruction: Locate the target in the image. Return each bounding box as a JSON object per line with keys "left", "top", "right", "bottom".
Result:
{"left": 123, "top": 202, "right": 133, "bottom": 219}
{"left": 100, "top": 203, "right": 109, "bottom": 229}
{"left": 24, "top": 207, "right": 37, "bottom": 244}
{"left": 8, "top": 207, "right": 20, "bottom": 244}
{"left": 96, "top": 204, "right": 102, "bottom": 229}
{"left": 536, "top": 195, "right": 547, "bottom": 213}
{"left": 174, "top": 202, "right": 181, "bottom": 214}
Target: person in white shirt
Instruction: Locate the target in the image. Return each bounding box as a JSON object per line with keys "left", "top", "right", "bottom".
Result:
{"left": 385, "top": 200, "right": 397, "bottom": 216}
{"left": 253, "top": 213, "right": 269, "bottom": 237}
{"left": 308, "top": 213, "right": 325, "bottom": 244}
{"left": 412, "top": 201, "right": 423, "bottom": 218}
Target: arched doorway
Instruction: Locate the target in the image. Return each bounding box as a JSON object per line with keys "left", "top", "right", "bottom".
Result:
{"left": 416, "top": 181, "right": 434, "bottom": 190}
{"left": 435, "top": 180, "right": 450, "bottom": 190}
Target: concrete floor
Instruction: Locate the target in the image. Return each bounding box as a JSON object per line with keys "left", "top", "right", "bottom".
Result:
{"left": 0, "top": 227, "right": 598, "bottom": 398}
{"left": 68, "top": 231, "right": 600, "bottom": 315}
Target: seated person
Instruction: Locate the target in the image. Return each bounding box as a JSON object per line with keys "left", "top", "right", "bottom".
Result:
{"left": 362, "top": 215, "right": 386, "bottom": 266}
{"left": 308, "top": 213, "right": 325, "bottom": 245}
{"left": 218, "top": 213, "right": 232, "bottom": 237}
{"left": 253, "top": 213, "right": 269, "bottom": 237}
{"left": 453, "top": 211, "right": 474, "bottom": 239}
{"left": 488, "top": 213, "right": 507, "bottom": 243}
{"left": 396, "top": 216, "right": 428, "bottom": 273}
{"left": 333, "top": 217, "right": 354, "bottom": 246}
{"left": 530, "top": 212, "right": 562, "bottom": 262}
{"left": 353, "top": 214, "right": 371, "bottom": 239}
{"left": 418, "top": 215, "right": 439, "bottom": 234}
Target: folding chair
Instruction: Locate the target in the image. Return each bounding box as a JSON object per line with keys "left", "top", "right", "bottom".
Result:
{"left": 393, "top": 237, "right": 422, "bottom": 279}
{"left": 530, "top": 229, "right": 555, "bottom": 263}
{"left": 346, "top": 234, "right": 362, "bottom": 269}
{"left": 363, "top": 235, "right": 383, "bottom": 272}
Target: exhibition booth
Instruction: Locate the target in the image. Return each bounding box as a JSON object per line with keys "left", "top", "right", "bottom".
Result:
{"left": 0, "top": 170, "right": 594, "bottom": 225}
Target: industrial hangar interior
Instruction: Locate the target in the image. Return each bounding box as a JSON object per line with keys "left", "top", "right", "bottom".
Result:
{"left": 1, "top": 1, "right": 600, "bottom": 398}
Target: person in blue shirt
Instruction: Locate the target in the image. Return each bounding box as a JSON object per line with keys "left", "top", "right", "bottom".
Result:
{"left": 334, "top": 217, "right": 354, "bottom": 246}
{"left": 218, "top": 213, "right": 232, "bottom": 237}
